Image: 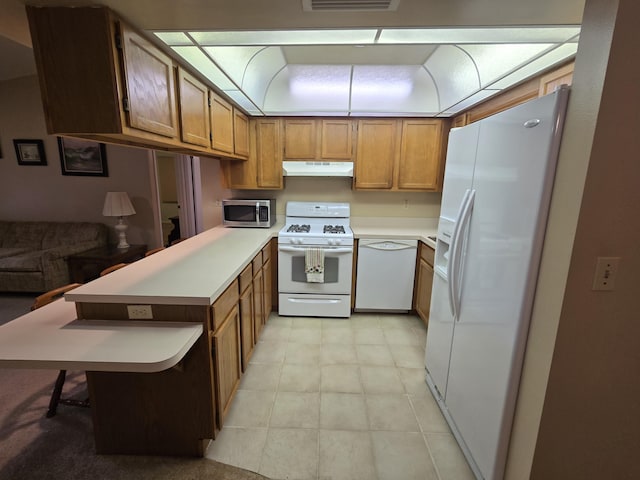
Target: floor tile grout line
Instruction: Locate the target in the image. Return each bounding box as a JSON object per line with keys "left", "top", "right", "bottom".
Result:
{"left": 423, "top": 431, "right": 445, "bottom": 480}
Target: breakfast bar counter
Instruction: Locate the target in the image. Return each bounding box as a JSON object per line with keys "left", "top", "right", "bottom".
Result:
{"left": 65, "top": 223, "right": 282, "bottom": 306}
{"left": 0, "top": 300, "right": 202, "bottom": 372}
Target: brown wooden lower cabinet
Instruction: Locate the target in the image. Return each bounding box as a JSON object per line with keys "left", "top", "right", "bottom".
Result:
{"left": 76, "top": 240, "right": 277, "bottom": 457}
{"left": 253, "top": 260, "right": 265, "bottom": 340}
{"left": 238, "top": 264, "right": 255, "bottom": 372}
{"left": 262, "top": 255, "right": 272, "bottom": 325}
{"left": 211, "top": 304, "right": 241, "bottom": 427}
{"left": 415, "top": 242, "right": 435, "bottom": 327}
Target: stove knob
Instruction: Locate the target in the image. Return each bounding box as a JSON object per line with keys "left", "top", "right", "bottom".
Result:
{"left": 335, "top": 239, "right": 342, "bottom": 245}
{"left": 296, "top": 238, "right": 303, "bottom": 245}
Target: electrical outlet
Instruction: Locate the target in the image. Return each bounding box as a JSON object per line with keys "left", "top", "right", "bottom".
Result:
{"left": 403, "top": 199, "right": 409, "bottom": 209}
{"left": 592, "top": 257, "right": 621, "bottom": 291}
{"left": 127, "top": 305, "right": 153, "bottom": 319}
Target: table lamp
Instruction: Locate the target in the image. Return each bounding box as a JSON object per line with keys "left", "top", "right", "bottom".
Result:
{"left": 102, "top": 192, "right": 136, "bottom": 249}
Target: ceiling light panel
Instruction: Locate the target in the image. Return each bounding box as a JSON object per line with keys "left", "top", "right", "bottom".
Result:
{"left": 154, "top": 32, "right": 193, "bottom": 46}
{"left": 378, "top": 27, "right": 581, "bottom": 44}
{"left": 171, "top": 46, "right": 236, "bottom": 90}
{"left": 424, "top": 45, "right": 480, "bottom": 112}
{"left": 189, "top": 30, "right": 378, "bottom": 46}
{"left": 224, "top": 90, "right": 262, "bottom": 115}
{"left": 202, "top": 46, "right": 264, "bottom": 86}
{"left": 264, "top": 65, "right": 351, "bottom": 114}
{"left": 490, "top": 43, "right": 578, "bottom": 89}
{"left": 350, "top": 65, "right": 440, "bottom": 115}
{"left": 281, "top": 44, "right": 437, "bottom": 65}
{"left": 241, "top": 47, "right": 287, "bottom": 108}
{"left": 461, "top": 44, "right": 553, "bottom": 87}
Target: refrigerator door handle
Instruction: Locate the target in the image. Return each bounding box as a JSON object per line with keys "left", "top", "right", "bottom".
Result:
{"left": 451, "top": 189, "right": 475, "bottom": 320}
{"left": 447, "top": 189, "right": 471, "bottom": 318}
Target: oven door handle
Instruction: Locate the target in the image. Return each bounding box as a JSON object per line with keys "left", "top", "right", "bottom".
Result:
{"left": 278, "top": 246, "right": 353, "bottom": 254}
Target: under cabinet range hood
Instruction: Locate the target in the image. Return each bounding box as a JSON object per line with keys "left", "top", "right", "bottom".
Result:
{"left": 282, "top": 161, "right": 354, "bottom": 177}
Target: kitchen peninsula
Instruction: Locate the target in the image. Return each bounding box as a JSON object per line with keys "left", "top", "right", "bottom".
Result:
{"left": 64, "top": 224, "right": 281, "bottom": 456}
{"left": 1, "top": 219, "right": 436, "bottom": 457}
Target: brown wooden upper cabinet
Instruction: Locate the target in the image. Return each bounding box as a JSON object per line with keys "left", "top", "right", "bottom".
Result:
{"left": 210, "top": 93, "right": 235, "bottom": 154}
{"left": 233, "top": 110, "right": 250, "bottom": 158}
{"left": 398, "top": 120, "right": 445, "bottom": 191}
{"left": 222, "top": 118, "right": 283, "bottom": 190}
{"left": 177, "top": 67, "right": 210, "bottom": 148}
{"left": 284, "top": 119, "right": 354, "bottom": 161}
{"left": 354, "top": 119, "right": 446, "bottom": 191}
{"left": 120, "top": 24, "right": 179, "bottom": 139}
{"left": 354, "top": 120, "right": 398, "bottom": 189}
{"left": 26, "top": 5, "right": 247, "bottom": 160}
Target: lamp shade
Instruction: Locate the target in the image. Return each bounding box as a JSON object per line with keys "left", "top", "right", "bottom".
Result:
{"left": 102, "top": 192, "right": 136, "bottom": 217}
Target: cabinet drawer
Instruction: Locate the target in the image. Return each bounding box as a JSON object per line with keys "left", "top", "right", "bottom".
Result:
{"left": 212, "top": 279, "right": 239, "bottom": 331}
{"left": 252, "top": 251, "right": 263, "bottom": 273}
{"left": 421, "top": 243, "right": 435, "bottom": 267}
{"left": 261, "top": 244, "right": 271, "bottom": 263}
{"left": 239, "top": 263, "right": 253, "bottom": 293}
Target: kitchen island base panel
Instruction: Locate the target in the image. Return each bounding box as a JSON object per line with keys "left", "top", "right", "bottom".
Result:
{"left": 86, "top": 334, "right": 216, "bottom": 456}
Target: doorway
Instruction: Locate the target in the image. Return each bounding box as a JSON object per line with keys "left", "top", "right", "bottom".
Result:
{"left": 154, "top": 153, "right": 202, "bottom": 246}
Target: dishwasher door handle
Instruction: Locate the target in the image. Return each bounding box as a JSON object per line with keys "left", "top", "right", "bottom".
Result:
{"left": 360, "top": 242, "right": 416, "bottom": 251}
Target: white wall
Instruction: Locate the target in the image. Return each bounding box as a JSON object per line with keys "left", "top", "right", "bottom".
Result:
{"left": 0, "top": 75, "right": 160, "bottom": 248}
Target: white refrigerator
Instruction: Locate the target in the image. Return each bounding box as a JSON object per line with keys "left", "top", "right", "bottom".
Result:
{"left": 424, "top": 87, "right": 569, "bottom": 480}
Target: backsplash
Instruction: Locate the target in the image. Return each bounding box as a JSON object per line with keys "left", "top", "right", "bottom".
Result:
{"left": 231, "top": 176, "right": 442, "bottom": 218}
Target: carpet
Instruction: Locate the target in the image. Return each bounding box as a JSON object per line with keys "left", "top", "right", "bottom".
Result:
{"left": 0, "top": 297, "right": 268, "bottom": 480}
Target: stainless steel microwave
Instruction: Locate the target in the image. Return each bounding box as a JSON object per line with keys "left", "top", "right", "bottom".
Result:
{"left": 222, "top": 199, "right": 276, "bottom": 228}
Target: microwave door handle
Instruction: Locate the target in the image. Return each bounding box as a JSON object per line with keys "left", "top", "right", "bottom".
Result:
{"left": 255, "top": 202, "right": 260, "bottom": 222}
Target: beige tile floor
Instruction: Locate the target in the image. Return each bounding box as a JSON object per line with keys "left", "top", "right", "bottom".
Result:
{"left": 206, "top": 312, "right": 475, "bottom": 480}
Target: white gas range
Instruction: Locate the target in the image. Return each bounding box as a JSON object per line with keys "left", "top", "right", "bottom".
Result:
{"left": 278, "top": 202, "right": 354, "bottom": 318}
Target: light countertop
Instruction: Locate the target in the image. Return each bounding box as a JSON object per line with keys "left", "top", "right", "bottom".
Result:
{"left": 66, "top": 217, "right": 437, "bottom": 306}
{"left": 351, "top": 217, "right": 438, "bottom": 248}
{"left": 0, "top": 299, "right": 203, "bottom": 372}
{"left": 66, "top": 223, "right": 283, "bottom": 306}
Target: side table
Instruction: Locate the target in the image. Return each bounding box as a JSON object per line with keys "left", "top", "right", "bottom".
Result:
{"left": 67, "top": 244, "right": 147, "bottom": 283}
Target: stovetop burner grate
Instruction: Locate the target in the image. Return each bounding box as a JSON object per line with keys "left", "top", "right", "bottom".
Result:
{"left": 323, "top": 225, "right": 346, "bottom": 234}
{"left": 287, "top": 224, "right": 311, "bottom": 233}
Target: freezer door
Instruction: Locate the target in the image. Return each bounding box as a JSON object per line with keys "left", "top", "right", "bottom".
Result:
{"left": 439, "top": 123, "right": 479, "bottom": 222}
{"left": 424, "top": 122, "right": 479, "bottom": 397}
{"left": 444, "top": 91, "right": 568, "bottom": 480}
{"left": 424, "top": 269, "right": 455, "bottom": 396}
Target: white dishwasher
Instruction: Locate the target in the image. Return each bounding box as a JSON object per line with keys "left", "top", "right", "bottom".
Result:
{"left": 355, "top": 238, "right": 418, "bottom": 311}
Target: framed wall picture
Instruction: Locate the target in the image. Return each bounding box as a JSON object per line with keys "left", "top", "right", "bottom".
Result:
{"left": 58, "top": 137, "right": 108, "bottom": 177}
{"left": 13, "top": 139, "right": 47, "bottom": 166}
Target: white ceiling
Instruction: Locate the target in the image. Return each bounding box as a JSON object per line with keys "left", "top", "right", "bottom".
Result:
{"left": 0, "top": 0, "right": 586, "bottom": 115}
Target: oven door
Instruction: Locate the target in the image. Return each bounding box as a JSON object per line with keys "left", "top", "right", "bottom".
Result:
{"left": 278, "top": 244, "right": 353, "bottom": 295}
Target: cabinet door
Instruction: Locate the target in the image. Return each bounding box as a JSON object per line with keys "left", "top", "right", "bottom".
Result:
{"left": 354, "top": 120, "right": 398, "bottom": 189}
{"left": 415, "top": 249, "right": 434, "bottom": 327}
{"left": 210, "top": 93, "right": 234, "bottom": 153}
{"left": 121, "top": 24, "right": 178, "bottom": 138}
{"left": 212, "top": 305, "right": 241, "bottom": 426}
{"left": 262, "top": 257, "right": 272, "bottom": 324}
{"left": 177, "top": 68, "right": 210, "bottom": 147}
{"left": 321, "top": 119, "right": 353, "bottom": 160}
{"left": 284, "top": 119, "right": 317, "bottom": 159}
{"left": 398, "top": 119, "right": 444, "bottom": 191}
{"left": 239, "top": 285, "right": 254, "bottom": 371}
{"left": 256, "top": 119, "right": 283, "bottom": 189}
{"left": 538, "top": 62, "right": 574, "bottom": 97}
{"left": 253, "top": 268, "right": 264, "bottom": 340}
{"left": 233, "top": 109, "right": 250, "bottom": 158}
